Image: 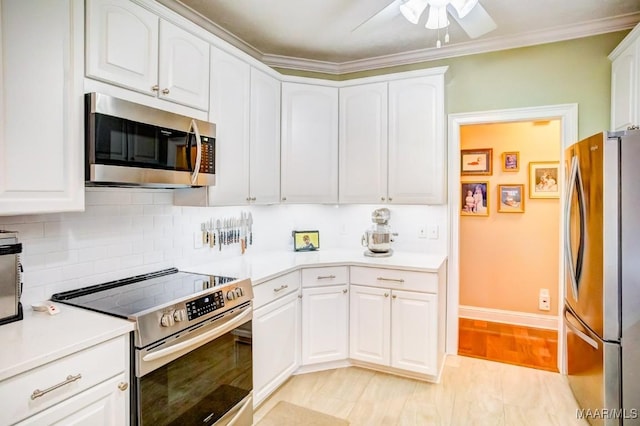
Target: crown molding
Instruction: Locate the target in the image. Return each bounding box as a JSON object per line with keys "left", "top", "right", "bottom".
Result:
{"left": 158, "top": 1, "right": 639, "bottom": 76}
{"left": 263, "top": 12, "right": 640, "bottom": 75}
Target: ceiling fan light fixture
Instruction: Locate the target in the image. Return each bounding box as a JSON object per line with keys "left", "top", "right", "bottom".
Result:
{"left": 450, "top": 0, "right": 478, "bottom": 18}
{"left": 399, "top": 0, "right": 429, "bottom": 24}
{"left": 425, "top": 5, "right": 449, "bottom": 29}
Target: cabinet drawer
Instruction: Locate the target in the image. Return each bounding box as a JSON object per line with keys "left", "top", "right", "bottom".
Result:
{"left": 253, "top": 271, "right": 300, "bottom": 309}
{"left": 350, "top": 266, "right": 438, "bottom": 293}
{"left": 0, "top": 335, "right": 127, "bottom": 425}
{"left": 301, "top": 266, "right": 348, "bottom": 287}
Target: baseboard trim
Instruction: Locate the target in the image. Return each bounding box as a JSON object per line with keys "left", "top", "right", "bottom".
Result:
{"left": 459, "top": 305, "right": 559, "bottom": 330}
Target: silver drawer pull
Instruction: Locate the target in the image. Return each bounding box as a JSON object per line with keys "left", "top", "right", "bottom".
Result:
{"left": 377, "top": 277, "right": 405, "bottom": 283}
{"left": 317, "top": 275, "right": 336, "bottom": 280}
{"left": 273, "top": 284, "right": 289, "bottom": 293}
{"left": 31, "top": 374, "right": 82, "bottom": 400}
{"left": 342, "top": 289, "right": 348, "bottom": 294}
{"left": 118, "top": 382, "right": 129, "bottom": 392}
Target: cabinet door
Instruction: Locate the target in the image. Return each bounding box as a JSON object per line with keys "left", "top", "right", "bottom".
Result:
{"left": 158, "top": 19, "right": 209, "bottom": 111}
{"left": 301, "top": 285, "right": 349, "bottom": 365}
{"left": 349, "top": 285, "right": 390, "bottom": 365}
{"left": 253, "top": 291, "right": 300, "bottom": 407}
{"left": 388, "top": 75, "right": 445, "bottom": 204}
{"left": 390, "top": 290, "right": 438, "bottom": 376}
{"left": 611, "top": 40, "right": 638, "bottom": 131}
{"left": 0, "top": 0, "right": 84, "bottom": 215}
{"left": 16, "top": 374, "right": 128, "bottom": 426}
{"left": 249, "top": 68, "right": 281, "bottom": 204}
{"left": 339, "top": 83, "right": 388, "bottom": 203}
{"left": 86, "top": 0, "right": 159, "bottom": 95}
{"left": 207, "top": 47, "right": 251, "bottom": 205}
{"left": 281, "top": 83, "right": 338, "bottom": 203}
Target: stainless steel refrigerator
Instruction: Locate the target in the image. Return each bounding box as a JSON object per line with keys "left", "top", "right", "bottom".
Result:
{"left": 564, "top": 129, "right": 640, "bottom": 425}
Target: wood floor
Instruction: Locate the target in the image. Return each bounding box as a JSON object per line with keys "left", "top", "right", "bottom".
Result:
{"left": 457, "top": 318, "right": 558, "bottom": 372}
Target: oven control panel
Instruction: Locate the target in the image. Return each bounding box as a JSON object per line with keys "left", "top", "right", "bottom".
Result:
{"left": 185, "top": 290, "right": 225, "bottom": 321}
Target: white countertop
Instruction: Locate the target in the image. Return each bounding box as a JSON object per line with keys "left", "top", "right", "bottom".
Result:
{"left": 0, "top": 304, "right": 134, "bottom": 381}
{"left": 184, "top": 249, "right": 447, "bottom": 284}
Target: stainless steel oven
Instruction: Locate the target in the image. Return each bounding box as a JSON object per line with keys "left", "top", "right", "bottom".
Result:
{"left": 52, "top": 269, "right": 253, "bottom": 425}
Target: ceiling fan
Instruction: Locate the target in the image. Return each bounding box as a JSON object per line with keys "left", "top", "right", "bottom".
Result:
{"left": 354, "top": 0, "right": 497, "bottom": 48}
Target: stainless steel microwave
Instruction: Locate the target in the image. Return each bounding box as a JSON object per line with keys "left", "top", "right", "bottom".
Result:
{"left": 85, "top": 93, "right": 216, "bottom": 188}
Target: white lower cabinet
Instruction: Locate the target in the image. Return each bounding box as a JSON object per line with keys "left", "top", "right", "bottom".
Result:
{"left": 301, "top": 285, "right": 349, "bottom": 365}
{"left": 390, "top": 290, "right": 438, "bottom": 375}
{"left": 349, "top": 285, "right": 390, "bottom": 365}
{"left": 349, "top": 266, "right": 443, "bottom": 377}
{"left": 253, "top": 289, "right": 300, "bottom": 407}
{"left": 16, "top": 373, "right": 128, "bottom": 426}
{"left": 0, "top": 335, "right": 130, "bottom": 425}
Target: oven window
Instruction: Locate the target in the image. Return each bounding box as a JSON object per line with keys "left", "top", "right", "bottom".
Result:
{"left": 138, "top": 322, "right": 252, "bottom": 425}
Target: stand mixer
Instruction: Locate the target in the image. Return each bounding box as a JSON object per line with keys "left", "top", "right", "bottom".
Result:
{"left": 361, "top": 208, "right": 397, "bottom": 257}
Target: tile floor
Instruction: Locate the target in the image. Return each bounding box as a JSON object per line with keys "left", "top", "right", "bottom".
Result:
{"left": 253, "top": 355, "right": 589, "bottom": 426}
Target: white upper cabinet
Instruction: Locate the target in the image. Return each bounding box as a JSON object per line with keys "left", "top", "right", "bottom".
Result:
{"left": 339, "top": 70, "right": 446, "bottom": 205}
{"left": 86, "top": 0, "right": 209, "bottom": 111}
{"left": 388, "top": 74, "right": 446, "bottom": 204}
{"left": 281, "top": 83, "right": 339, "bottom": 203}
{"left": 0, "top": 0, "right": 84, "bottom": 215}
{"left": 182, "top": 50, "right": 280, "bottom": 206}
{"left": 339, "top": 83, "right": 388, "bottom": 203}
{"left": 610, "top": 25, "right": 640, "bottom": 131}
{"left": 249, "top": 68, "right": 281, "bottom": 204}
{"left": 208, "top": 46, "right": 251, "bottom": 205}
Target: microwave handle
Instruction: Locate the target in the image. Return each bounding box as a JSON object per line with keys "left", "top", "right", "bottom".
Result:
{"left": 190, "top": 119, "right": 202, "bottom": 185}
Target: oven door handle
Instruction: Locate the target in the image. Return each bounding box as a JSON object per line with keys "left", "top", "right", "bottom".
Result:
{"left": 142, "top": 307, "right": 251, "bottom": 363}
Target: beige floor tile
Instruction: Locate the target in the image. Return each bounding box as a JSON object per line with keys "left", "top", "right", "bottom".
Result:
{"left": 254, "top": 355, "right": 584, "bottom": 426}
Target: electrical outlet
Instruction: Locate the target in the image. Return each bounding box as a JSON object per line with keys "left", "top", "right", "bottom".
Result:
{"left": 539, "top": 288, "right": 550, "bottom": 311}
{"left": 417, "top": 225, "right": 428, "bottom": 239}
{"left": 428, "top": 225, "right": 439, "bottom": 240}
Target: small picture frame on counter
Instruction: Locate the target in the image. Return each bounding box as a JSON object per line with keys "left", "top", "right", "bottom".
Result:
{"left": 293, "top": 230, "right": 319, "bottom": 251}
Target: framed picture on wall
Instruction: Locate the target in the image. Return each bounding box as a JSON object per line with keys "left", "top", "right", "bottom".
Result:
{"left": 529, "top": 162, "right": 560, "bottom": 198}
{"left": 461, "top": 181, "right": 489, "bottom": 216}
{"left": 502, "top": 152, "right": 520, "bottom": 172}
{"left": 461, "top": 149, "right": 493, "bottom": 176}
{"left": 498, "top": 184, "right": 525, "bottom": 213}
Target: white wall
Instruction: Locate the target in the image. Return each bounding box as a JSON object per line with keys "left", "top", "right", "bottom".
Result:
{"left": 0, "top": 189, "right": 446, "bottom": 307}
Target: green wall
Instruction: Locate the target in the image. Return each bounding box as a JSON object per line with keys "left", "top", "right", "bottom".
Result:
{"left": 275, "top": 31, "right": 629, "bottom": 139}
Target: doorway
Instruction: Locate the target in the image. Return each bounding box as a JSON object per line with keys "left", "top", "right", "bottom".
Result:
{"left": 446, "top": 104, "right": 578, "bottom": 373}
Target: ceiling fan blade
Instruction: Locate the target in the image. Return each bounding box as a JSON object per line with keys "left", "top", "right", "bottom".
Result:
{"left": 351, "top": 0, "right": 403, "bottom": 33}
{"left": 448, "top": 2, "right": 496, "bottom": 39}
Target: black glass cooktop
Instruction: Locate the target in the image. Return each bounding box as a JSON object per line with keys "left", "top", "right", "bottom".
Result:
{"left": 51, "top": 268, "right": 237, "bottom": 319}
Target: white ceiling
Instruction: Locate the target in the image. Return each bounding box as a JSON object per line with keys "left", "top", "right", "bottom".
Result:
{"left": 158, "top": 0, "right": 640, "bottom": 74}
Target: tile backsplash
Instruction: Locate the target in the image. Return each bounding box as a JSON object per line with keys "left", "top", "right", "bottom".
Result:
{"left": 0, "top": 188, "right": 446, "bottom": 307}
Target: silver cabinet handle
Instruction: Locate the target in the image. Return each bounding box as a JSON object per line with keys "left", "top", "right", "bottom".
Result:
{"left": 317, "top": 275, "right": 336, "bottom": 280}
{"left": 118, "top": 382, "right": 129, "bottom": 391}
{"left": 162, "top": 88, "right": 170, "bottom": 95}
{"left": 342, "top": 289, "right": 348, "bottom": 294}
{"left": 151, "top": 84, "right": 159, "bottom": 92}
{"left": 31, "top": 374, "right": 82, "bottom": 400}
{"left": 381, "top": 197, "right": 385, "bottom": 201}
{"left": 273, "top": 284, "right": 289, "bottom": 293}
{"left": 388, "top": 197, "right": 393, "bottom": 201}
{"left": 392, "top": 294, "right": 397, "bottom": 299}
{"left": 384, "top": 293, "right": 389, "bottom": 297}
{"left": 282, "top": 197, "right": 287, "bottom": 201}
{"left": 377, "top": 277, "right": 405, "bottom": 283}
{"left": 246, "top": 197, "right": 251, "bottom": 202}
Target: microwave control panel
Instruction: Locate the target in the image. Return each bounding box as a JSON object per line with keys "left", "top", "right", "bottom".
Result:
{"left": 199, "top": 138, "right": 215, "bottom": 174}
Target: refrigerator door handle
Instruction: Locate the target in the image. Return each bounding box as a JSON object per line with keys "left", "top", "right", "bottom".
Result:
{"left": 565, "top": 308, "right": 598, "bottom": 350}
{"left": 564, "top": 155, "right": 586, "bottom": 301}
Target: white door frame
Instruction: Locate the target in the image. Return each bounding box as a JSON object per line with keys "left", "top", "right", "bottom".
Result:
{"left": 446, "top": 104, "right": 578, "bottom": 373}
